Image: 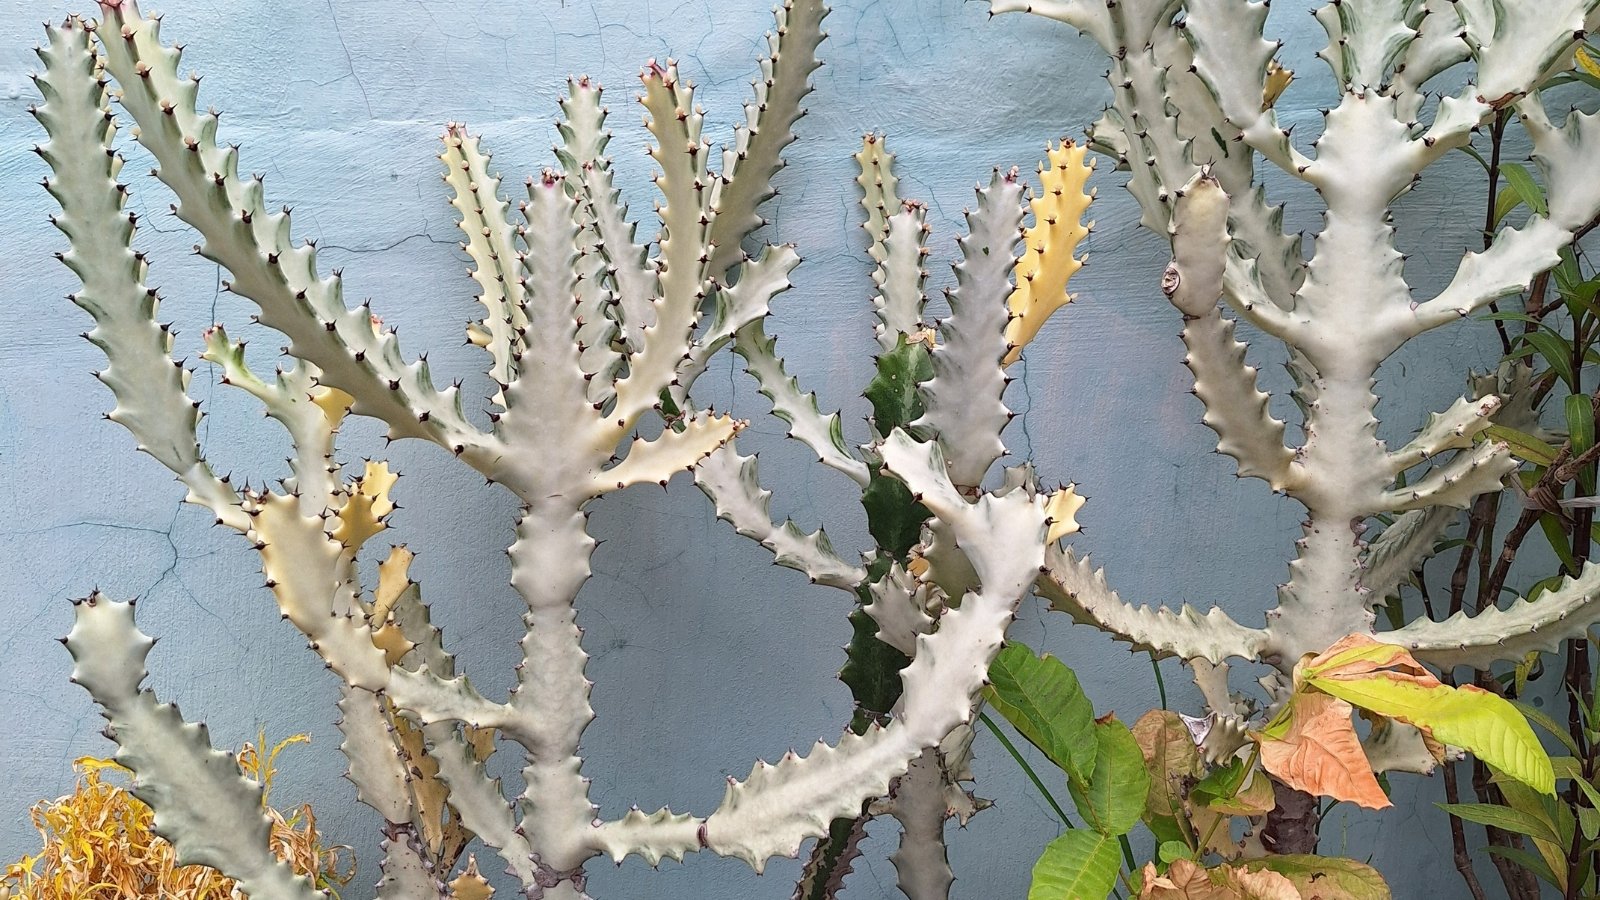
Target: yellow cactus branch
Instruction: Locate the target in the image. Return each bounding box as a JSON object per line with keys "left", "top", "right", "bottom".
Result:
{"left": 1002, "top": 140, "right": 1095, "bottom": 366}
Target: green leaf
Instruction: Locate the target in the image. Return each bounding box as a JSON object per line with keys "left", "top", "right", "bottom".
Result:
{"left": 1308, "top": 675, "right": 1554, "bottom": 794}
{"left": 1538, "top": 513, "right": 1580, "bottom": 577}
{"left": 1580, "top": 806, "right": 1600, "bottom": 841}
{"left": 984, "top": 643, "right": 1097, "bottom": 779}
{"left": 1483, "top": 845, "right": 1562, "bottom": 888}
{"left": 1027, "top": 830, "right": 1121, "bottom": 900}
{"left": 1514, "top": 700, "right": 1582, "bottom": 757}
{"left": 1156, "top": 840, "right": 1193, "bottom": 864}
{"left": 1521, "top": 330, "right": 1577, "bottom": 389}
{"left": 1240, "top": 855, "right": 1392, "bottom": 899}
{"left": 1067, "top": 717, "right": 1151, "bottom": 836}
{"left": 1493, "top": 188, "right": 1526, "bottom": 227}
{"left": 1438, "top": 802, "right": 1561, "bottom": 843}
{"left": 1485, "top": 425, "right": 1559, "bottom": 466}
{"left": 1501, "top": 163, "right": 1548, "bottom": 217}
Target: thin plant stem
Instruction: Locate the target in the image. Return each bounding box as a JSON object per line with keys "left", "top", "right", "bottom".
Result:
{"left": 978, "top": 712, "right": 1073, "bottom": 827}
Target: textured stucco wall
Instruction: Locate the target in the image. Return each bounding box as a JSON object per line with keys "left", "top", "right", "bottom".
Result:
{"left": 0, "top": 0, "right": 1522, "bottom": 897}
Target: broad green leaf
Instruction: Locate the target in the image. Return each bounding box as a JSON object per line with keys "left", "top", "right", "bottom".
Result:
{"left": 1438, "top": 802, "right": 1561, "bottom": 843}
{"left": 984, "top": 643, "right": 1097, "bottom": 778}
{"left": 1492, "top": 188, "right": 1525, "bottom": 227}
{"left": 1501, "top": 163, "right": 1548, "bottom": 217}
{"left": 1068, "top": 717, "right": 1151, "bottom": 835}
{"left": 1027, "top": 830, "right": 1121, "bottom": 900}
{"left": 1240, "top": 854, "right": 1391, "bottom": 899}
{"left": 1310, "top": 675, "right": 1554, "bottom": 794}
{"left": 1157, "top": 840, "right": 1193, "bottom": 864}
{"left": 1190, "top": 758, "right": 1250, "bottom": 808}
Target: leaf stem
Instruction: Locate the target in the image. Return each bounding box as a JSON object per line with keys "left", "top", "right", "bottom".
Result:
{"left": 978, "top": 711, "right": 1074, "bottom": 827}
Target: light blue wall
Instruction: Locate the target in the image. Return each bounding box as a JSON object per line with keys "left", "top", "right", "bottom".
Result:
{"left": 0, "top": 0, "right": 1521, "bottom": 897}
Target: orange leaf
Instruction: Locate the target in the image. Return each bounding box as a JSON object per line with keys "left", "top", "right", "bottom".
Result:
{"left": 1140, "top": 859, "right": 1302, "bottom": 899}
{"left": 1257, "top": 693, "right": 1390, "bottom": 810}
{"left": 1302, "top": 634, "right": 1437, "bottom": 686}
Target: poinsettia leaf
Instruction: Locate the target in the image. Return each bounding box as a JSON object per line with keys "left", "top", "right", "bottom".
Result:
{"left": 1027, "top": 830, "right": 1121, "bottom": 900}
{"left": 1256, "top": 692, "right": 1391, "bottom": 809}
{"left": 1068, "top": 716, "right": 1151, "bottom": 836}
{"left": 985, "top": 642, "right": 1097, "bottom": 779}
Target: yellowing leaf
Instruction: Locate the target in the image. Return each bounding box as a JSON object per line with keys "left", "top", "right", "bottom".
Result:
{"left": 1003, "top": 140, "right": 1094, "bottom": 366}
{"left": 1139, "top": 859, "right": 1301, "bottom": 899}
{"left": 1256, "top": 692, "right": 1391, "bottom": 810}
{"left": 1296, "top": 634, "right": 1554, "bottom": 795}
{"left": 1239, "top": 855, "right": 1391, "bottom": 899}
{"left": 1133, "top": 710, "right": 1204, "bottom": 819}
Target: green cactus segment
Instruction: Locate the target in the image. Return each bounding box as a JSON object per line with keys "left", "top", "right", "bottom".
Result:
{"left": 95, "top": 0, "right": 483, "bottom": 454}
{"left": 65, "top": 595, "right": 324, "bottom": 900}
{"left": 441, "top": 125, "right": 527, "bottom": 398}
{"left": 912, "top": 169, "right": 1023, "bottom": 488}
{"left": 843, "top": 557, "right": 915, "bottom": 726}
{"left": 34, "top": 16, "right": 244, "bottom": 530}
{"left": 708, "top": 0, "right": 828, "bottom": 277}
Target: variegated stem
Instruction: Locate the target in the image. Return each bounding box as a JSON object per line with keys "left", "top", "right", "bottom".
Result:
{"left": 886, "top": 749, "right": 955, "bottom": 900}
{"left": 708, "top": 0, "right": 828, "bottom": 276}
{"left": 507, "top": 501, "right": 599, "bottom": 892}
{"left": 34, "top": 15, "right": 245, "bottom": 531}
{"left": 95, "top": 2, "right": 488, "bottom": 463}
{"left": 66, "top": 596, "right": 324, "bottom": 900}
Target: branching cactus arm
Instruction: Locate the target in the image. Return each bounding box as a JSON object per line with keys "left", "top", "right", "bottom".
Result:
{"left": 34, "top": 15, "right": 244, "bottom": 531}
{"left": 65, "top": 595, "right": 325, "bottom": 900}
{"left": 912, "top": 169, "right": 1024, "bottom": 488}
{"left": 989, "top": 0, "right": 1600, "bottom": 676}
{"left": 93, "top": 3, "right": 486, "bottom": 459}
{"left": 39, "top": 0, "right": 1100, "bottom": 896}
